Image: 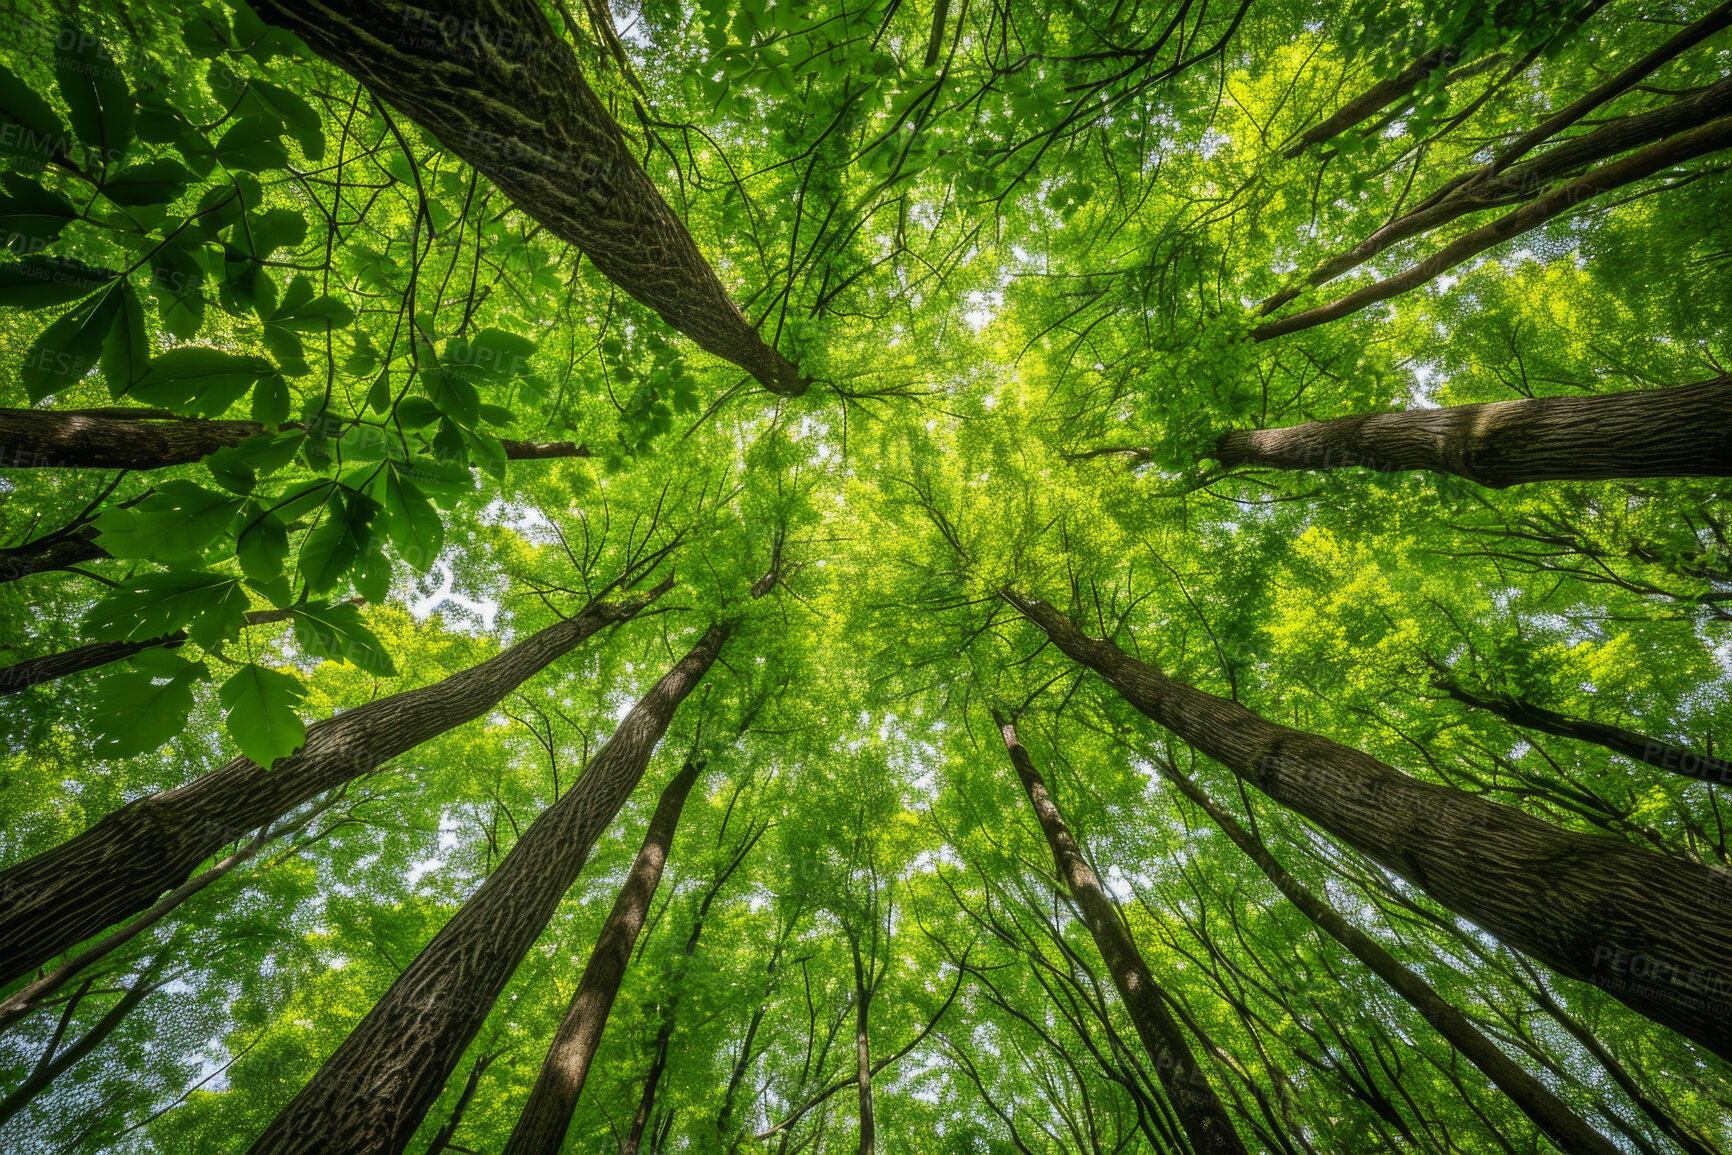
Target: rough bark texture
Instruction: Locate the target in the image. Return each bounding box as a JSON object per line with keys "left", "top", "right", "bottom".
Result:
{"left": 251, "top": 0, "right": 803, "bottom": 396}
{"left": 504, "top": 760, "right": 701, "bottom": 1155}
{"left": 0, "top": 408, "right": 266, "bottom": 469}
{"left": 1166, "top": 764, "right": 1620, "bottom": 1155}
{"left": 248, "top": 622, "right": 727, "bottom": 1155}
{"left": 1002, "top": 589, "right": 1732, "bottom": 1060}
{"left": 1437, "top": 676, "right": 1732, "bottom": 785}
{"left": 854, "top": 958, "right": 876, "bottom": 1155}
{"left": 995, "top": 710, "right": 1249, "bottom": 1155}
{"left": 0, "top": 583, "right": 668, "bottom": 987}
{"left": 0, "top": 524, "right": 108, "bottom": 585}
{"left": 499, "top": 439, "right": 591, "bottom": 460}
{"left": 1214, "top": 378, "right": 1732, "bottom": 488}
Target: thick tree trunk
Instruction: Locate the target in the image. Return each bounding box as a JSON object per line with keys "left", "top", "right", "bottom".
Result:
{"left": 0, "top": 524, "right": 107, "bottom": 585}
{"left": 1436, "top": 676, "right": 1732, "bottom": 785}
{"left": 248, "top": 622, "right": 727, "bottom": 1154}
{"left": 994, "top": 710, "right": 1249, "bottom": 1155}
{"left": 0, "top": 409, "right": 265, "bottom": 469}
{"left": 1001, "top": 589, "right": 1732, "bottom": 1059}
{"left": 504, "top": 760, "right": 701, "bottom": 1155}
{"left": 1165, "top": 763, "right": 1620, "bottom": 1155}
{"left": 0, "top": 582, "right": 669, "bottom": 987}
{"left": 1213, "top": 378, "right": 1732, "bottom": 488}
{"left": 250, "top": 0, "right": 803, "bottom": 396}
{"left": 0, "top": 603, "right": 313, "bottom": 698}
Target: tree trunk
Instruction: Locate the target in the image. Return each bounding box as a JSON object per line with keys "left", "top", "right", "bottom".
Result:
{"left": 1435, "top": 675, "right": 1732, "bottom": 785}
{"left": 853, "top": 960, "right": 875, "bottom": 1155}
{"left": 0, "top": 524, "right": 107, "bottom": 585}
{"left": 504, "top": 759, "right": 701, "bottom": 1155}
{"left": 0, "top": 408, "right": 265, "bottom": 469}
{"left": 423, "top": 1050, "right": 501, "bottom": 1155}
{"left": 622, "top": 1036, "right": 668, "bottom": 1155}
{"left": 994, "top": 709, "right": 1250, "bottom": 1155}
{"left": 0, "top": 603, "right": 314, "bottom": 698}
{"left": 0, "top": 581, "right": 669, "bottom": 987}
{"left": 250, "top": 0, "right": 803, "bottom": 396}
{"left": 1165, "top": 762, "right": 1620, "bottom": 1155}
{"left": 1000, "top": 588, "right": 1732, "bottom": 1060}
{"left": 1283, "top": 45, "right": 1461, "bottom": 160}
{"left": 1213, "top": 378, "right": 1732, "bottom": 488}
{"left": 247, "top": 622, "right": 727, "bottom": 1154}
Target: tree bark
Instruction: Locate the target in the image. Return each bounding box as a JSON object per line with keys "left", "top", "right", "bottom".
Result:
{"left": 1283, "top": 45, "right": 1461, "bottom": 160}
{"left": 248, "top": 622, "right": 727, "bottom": 1155}
{"left": 994, "top": 709, "right": 1250, "bottom": 1155}
{"left": 504, "top": 759, "right": 701, "bottom": 1155}
{"left": 1435, "top": 675, "right": 1732, "bottom": 785}
{"left": 0, "top": 407, "right": 590, "bottom": 470}
{"left": 1213, "top": 378, "right": 1732, "bottom": 488}
{"left": 1001, "top": 588, "right": 1732, "bottom": 1060}
{"left": 0, "top": 408, "right": 266, "bottom": 469}
{"left": 423, "top": 1050, "right": 502, "bottom": 1155}
{"left": 0, "top": 581, "right": 669, "bottom": 987}
{"left": 0, "top": 524, "right": 108, "bottom": 585}
{"left": 1165, "top": 762, "right": 1621, "bottom": 1155}
{"left": 0, "top": 603, "right": 314, "bottom": 698}
{"left": 250, "top": 0, "right": 803, "bottom": 396}
{"left": 853, "top": 953, "right": 876, "bottom": 1155}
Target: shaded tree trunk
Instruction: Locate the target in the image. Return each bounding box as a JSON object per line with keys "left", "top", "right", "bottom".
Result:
{"left": 248, "top": 622, "right": 727, "bottom": 1154}
{"left": 0, "top": 581, "right": 670, "bottom": 987}
{"left": 0, "top": 602, "right": 320, "bottom": 698}
{"left": 1213, "top": 378, "right": 1732, "bottom": 488}
{"left": 853, "top": 953, "right": 875, "bottom": 1155}
{"left": 1164, "top": 762, "right": 1620, "bottom": 1155}
{"left": 0, "top": 408, "right": 266, "bottom": 469}
{"left": 0, "top": 523, "right": 107, "bottom": 585}
{"left": 504, "top": 759, "right": 702, "bottom": 1155}
{"left": 1001, "top": 588, "right": 1732, "bottom": 1060}
{"left": 424, "top": 1049, "right": 503, "bottom": 1155}
{"left": 250, "top": 0, "right": 803, "bottom": 396}
{"left": 994, "top": 709, "right": 1249, "bottom": 1155}
{"left": 1435, "top": 674, "right": 1732, "bottom": 785}
{"left": 623, "top": 1036, "right": 668, "bottom": 1155}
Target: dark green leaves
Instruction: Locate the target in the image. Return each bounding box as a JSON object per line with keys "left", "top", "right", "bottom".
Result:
{"left": 298, "top": 488, "right": 382, "bottom": 595}
{"left": 293, "top": 601, "right": 396, "bottom": 676}
{"left": 0, "top": 256, "right": 115, "bottom": 308}
{"left": 219, "top": 663, "right": 307, "bottom": 766}
{"left": 85, "top": 571, "right": 248, "bottom": 647}
{"left": 101, "top": 158, "right": 194, "bottom": 206}
{"left": 54, "top": 20, "right": 135, "bottom": 161}
{"left": 0, "top": 174, "right": 77, "bottom": 252}
{"left": 95, "top": 480, "right": 246, "bottom": 562}
{"left": 19, "top": 287, "right": 121, "bottom": 402}
{"left": 0, "top": 64, "right": 69, "bottom": 162}
{"left": 90, "top": 651, "right": 207, "bottom": 760}
{"left": 130, "top": 348, "right": 278, "bottom": 415}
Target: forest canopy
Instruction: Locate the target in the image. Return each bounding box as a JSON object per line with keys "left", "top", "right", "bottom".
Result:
{"left": 0, "top": 0, "right": 1730, "bottom": 1151}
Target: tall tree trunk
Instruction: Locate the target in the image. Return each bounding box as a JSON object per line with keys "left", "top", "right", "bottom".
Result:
{"left": 0, "top": 407, "right": 589, "bottom": 471}
{"left": 622, "top": 1036, "right": 668, "bottom": 1155}
{"left": 0, "top": 602, "right": 318, "bottom": 698}
{"left": 0, "top": 581, "right": 669, "bottom": 987}
{"left": 853, "top": 954, "right": 875, "bottom": 1155}
{"left": 1164, "top": 762, "right": 1620, "bottom": 1155}
{"left": 0, "top": 408, "right": 266, "bottom": 469}
{"left": 0, "top": 523, "right": 107, "bottom": 585}
{"left": 994, "top": 709, "right": 1250, "bottom": 1155}
{"left": 1435, "top": 674, "right": 1732, "bottom": 785}
{"left": 1283, "top": 45, "right": 1461, "bottom": 159}
{"left": 1213, "top": 378, "right": 1732, "bottom": 488}
{"left": 249, "top": 0, "right": 803, "bottom": 396}
{"left": 1000, "top": 588, "right": 1732, "bottom": 1060}
{"left": 504, "top": 759, "right": 701, "bottom": 1155}
{"left": 248, "top": 623, "right": 727, "bottom": 1154}
{"left": 423, "top": 1049, "right": 502, "bottom": 1155}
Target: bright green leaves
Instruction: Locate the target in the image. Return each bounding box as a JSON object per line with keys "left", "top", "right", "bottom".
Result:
{"left": 602, "top": 326, "right": 696, "bottom": 458}
{"left": 85, "top": 570, "right": 249, "bottom": 647}
{"left": 96, "top": 481, "right": 246, "bottom": 563}
{"left": 91, "top": 651, "right": 208, "bottom": 760}
{"left": 130, "top": 348, "right": 279, "bottom": 415}
{"left": 299, "top": 488, "right": 383, "bottom": 598}
{"left": 293, "top": 601, "right": 396, "bottom": 676}
{"left": 54, "top": 19, "right": 136, "bottom": 162}
{"left": 219, "top": 663, "right": 308, "bottom": 766}
{"left": 378, "top": 468, "right": 445, "bottom": 573}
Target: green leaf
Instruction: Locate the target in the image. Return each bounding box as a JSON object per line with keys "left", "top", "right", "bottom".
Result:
{"left": 298, "top": 488, "right": 378, "bottom": 594}
{"left": 380, "top": 471, "right": 444, "bottom": 572}
{"left": 84, "top": 570, "right": 245, "bottom": 643}
{"left": 252, "top": 370, "right": 292, "bottom": 424}
{"left": 219, "top": 663, "right": 307, "bottom": 767}
{"left": 422, "top": 364, "right": 480, "bottom": 427}
{"left": 20, "top": 289, "right": 120, "bottom": 401}
{"left": 131, "top": 347, "right": 276, "bottom": 414}
{"left": 101, "top": 280, "right": 150, "bottom": 396}
{"left": 237, "top": 507, "right": 290, "bottom": 581}
{"left": 446, "top": 327, "right": 536, "bottom": 378}
{"left": 54, "top": 22, "right": 135, "bottom": 161}
{"left": 94, "top": 480, "right": 245, "bottom": 561}
{"left": 0, "top": 63, "right": 70, "bottom": 162}
{"left": 237, "top": 80, "right": 323, "bottom": 161}
{"left": 214, "top": 115, "right": 288, "bottom": 172}
{"left": 0, "top": 174, "right": 78, "bottom": 253}
{"left": 91, "top": 658, "right": 208, "bottom": 759}
{"left": 293, "top": 600, "right": 396, "bottom": 676}
{"left": 0, "top": 256, "right": 115, "bottom": 308}
{"left": 100, "top": 157, "right": 193, "bottom": 206}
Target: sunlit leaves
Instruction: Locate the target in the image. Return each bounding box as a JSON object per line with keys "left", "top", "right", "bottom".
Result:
{"left": 219, "top": 663, "right": 307, "bottom": 766}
